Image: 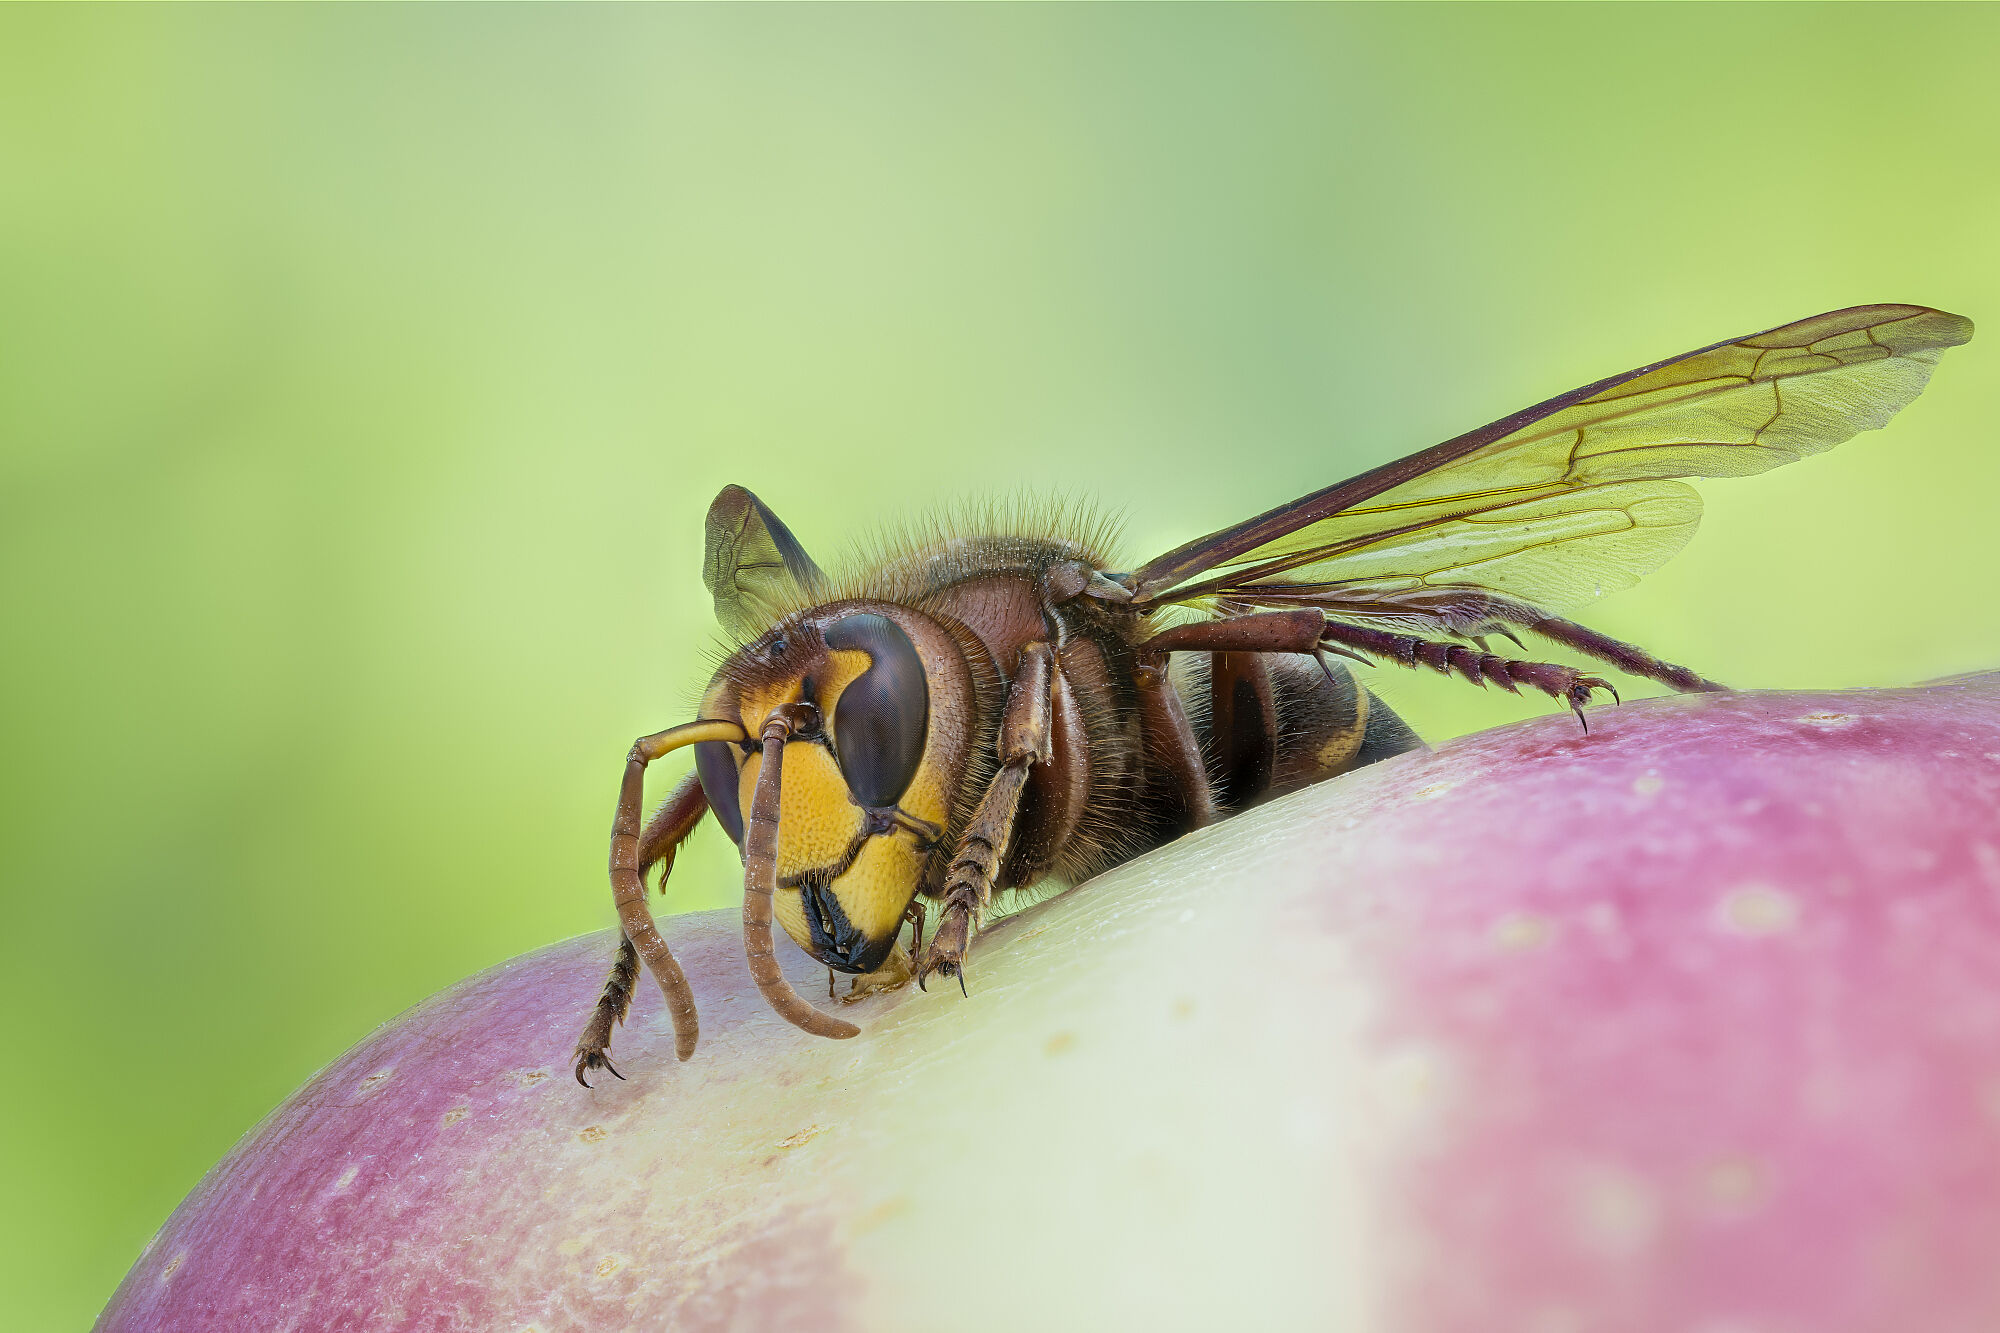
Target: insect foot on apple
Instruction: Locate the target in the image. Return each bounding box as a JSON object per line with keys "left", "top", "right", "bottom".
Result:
{"left": 101, "top": 673, "right": 2000, "bottom": 1333}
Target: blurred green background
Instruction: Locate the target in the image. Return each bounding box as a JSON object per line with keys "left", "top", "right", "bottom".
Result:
{"left": 4, "top": 6, "right": 1998, "bottom": 1325}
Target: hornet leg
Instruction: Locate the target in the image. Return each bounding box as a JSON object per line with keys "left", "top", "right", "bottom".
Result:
{"left": 575, "top": 721, "right": 730, "bottom": 1083}
{"left": 1316, "top": 620, "right": 1618, "bottom": 730}
{"left": 918, "top": 642, "right": 1055, "bottom": 991}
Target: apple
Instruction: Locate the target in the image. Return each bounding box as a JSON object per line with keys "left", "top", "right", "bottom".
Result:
{"left": 99, "top": 674, "right": 2000, "bottom": 1331}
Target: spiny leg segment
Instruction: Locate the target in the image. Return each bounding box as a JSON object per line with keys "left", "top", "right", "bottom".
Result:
{"left": 1140, "top": 605, "right": 1654, "bottom": 731}
{"left": 917, "top": 641, "right": 1056, "bottom": 991}
{"left": 1238, "top": 588, "right": 1725, "bottom": 696}
{"left": 1462, "top": 598, "right": 1723, "bottom": 695}
{"left": 575, "top": 933, "right": 640, "bottom": 1087}
{"left": 1313, "top": 619, "right": 1618, "bottom": 730}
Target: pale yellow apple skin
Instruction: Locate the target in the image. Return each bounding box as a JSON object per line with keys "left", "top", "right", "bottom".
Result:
{"left": 101, "top": 675, "right": 2000, "bottom": 1331}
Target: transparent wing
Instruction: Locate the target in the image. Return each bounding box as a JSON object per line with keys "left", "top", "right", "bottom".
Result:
{"left": 1240, "top": 478, "right": 1705, "bottom": 611}
{"left": 1131, "top": 305, "right": 1972, "bottom": 611}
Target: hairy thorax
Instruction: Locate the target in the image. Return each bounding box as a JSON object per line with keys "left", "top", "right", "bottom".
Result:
{"left": 873, "top": 534, "right": 1151, "bottom": 897}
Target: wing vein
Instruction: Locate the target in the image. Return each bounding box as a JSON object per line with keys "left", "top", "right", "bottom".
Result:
{"left": 1131, "top": 305, "right": 1971, "bottom": 617}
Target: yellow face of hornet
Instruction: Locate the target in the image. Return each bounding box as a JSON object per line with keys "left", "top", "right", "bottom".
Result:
{"left": 693, "top": 603, "right": 976, "bottom": 975}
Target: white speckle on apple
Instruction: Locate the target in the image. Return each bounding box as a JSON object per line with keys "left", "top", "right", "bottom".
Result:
{"left": 1491, "top": 912, "right": 1555, "bottom": 952}
{"left": 1700, "top": 1155, "right": 1770, "bottom": 1216}
{"left": 1717, "top": 884, "right": 1800, "bottom": 936}
{"left": 1572, "top": 1163, "right": 1660, "bottom": 1257}
{"left": 1796, "top": 711, "right": 1857, "bottom": 728}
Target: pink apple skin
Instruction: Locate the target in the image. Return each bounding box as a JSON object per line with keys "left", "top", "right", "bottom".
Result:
{"left": 100, "top": 674, "right": 2000, "bottom": 1332}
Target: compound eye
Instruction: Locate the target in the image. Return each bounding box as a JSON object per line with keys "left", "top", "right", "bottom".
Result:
{"left": 695, "top": 740, "right": 745, "bottom": 846}
{"left": 823, "top": 613, "right": 928, "bottom": 808}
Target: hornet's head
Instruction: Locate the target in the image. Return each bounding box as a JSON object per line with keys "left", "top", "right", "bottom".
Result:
{"left": 693, "top": 487, "right": 983, "bottom": 985}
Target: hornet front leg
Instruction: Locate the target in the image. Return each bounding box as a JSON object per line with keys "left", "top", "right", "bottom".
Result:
{"left": 917, "top": 642, "right": 1055, "bottom": 992}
